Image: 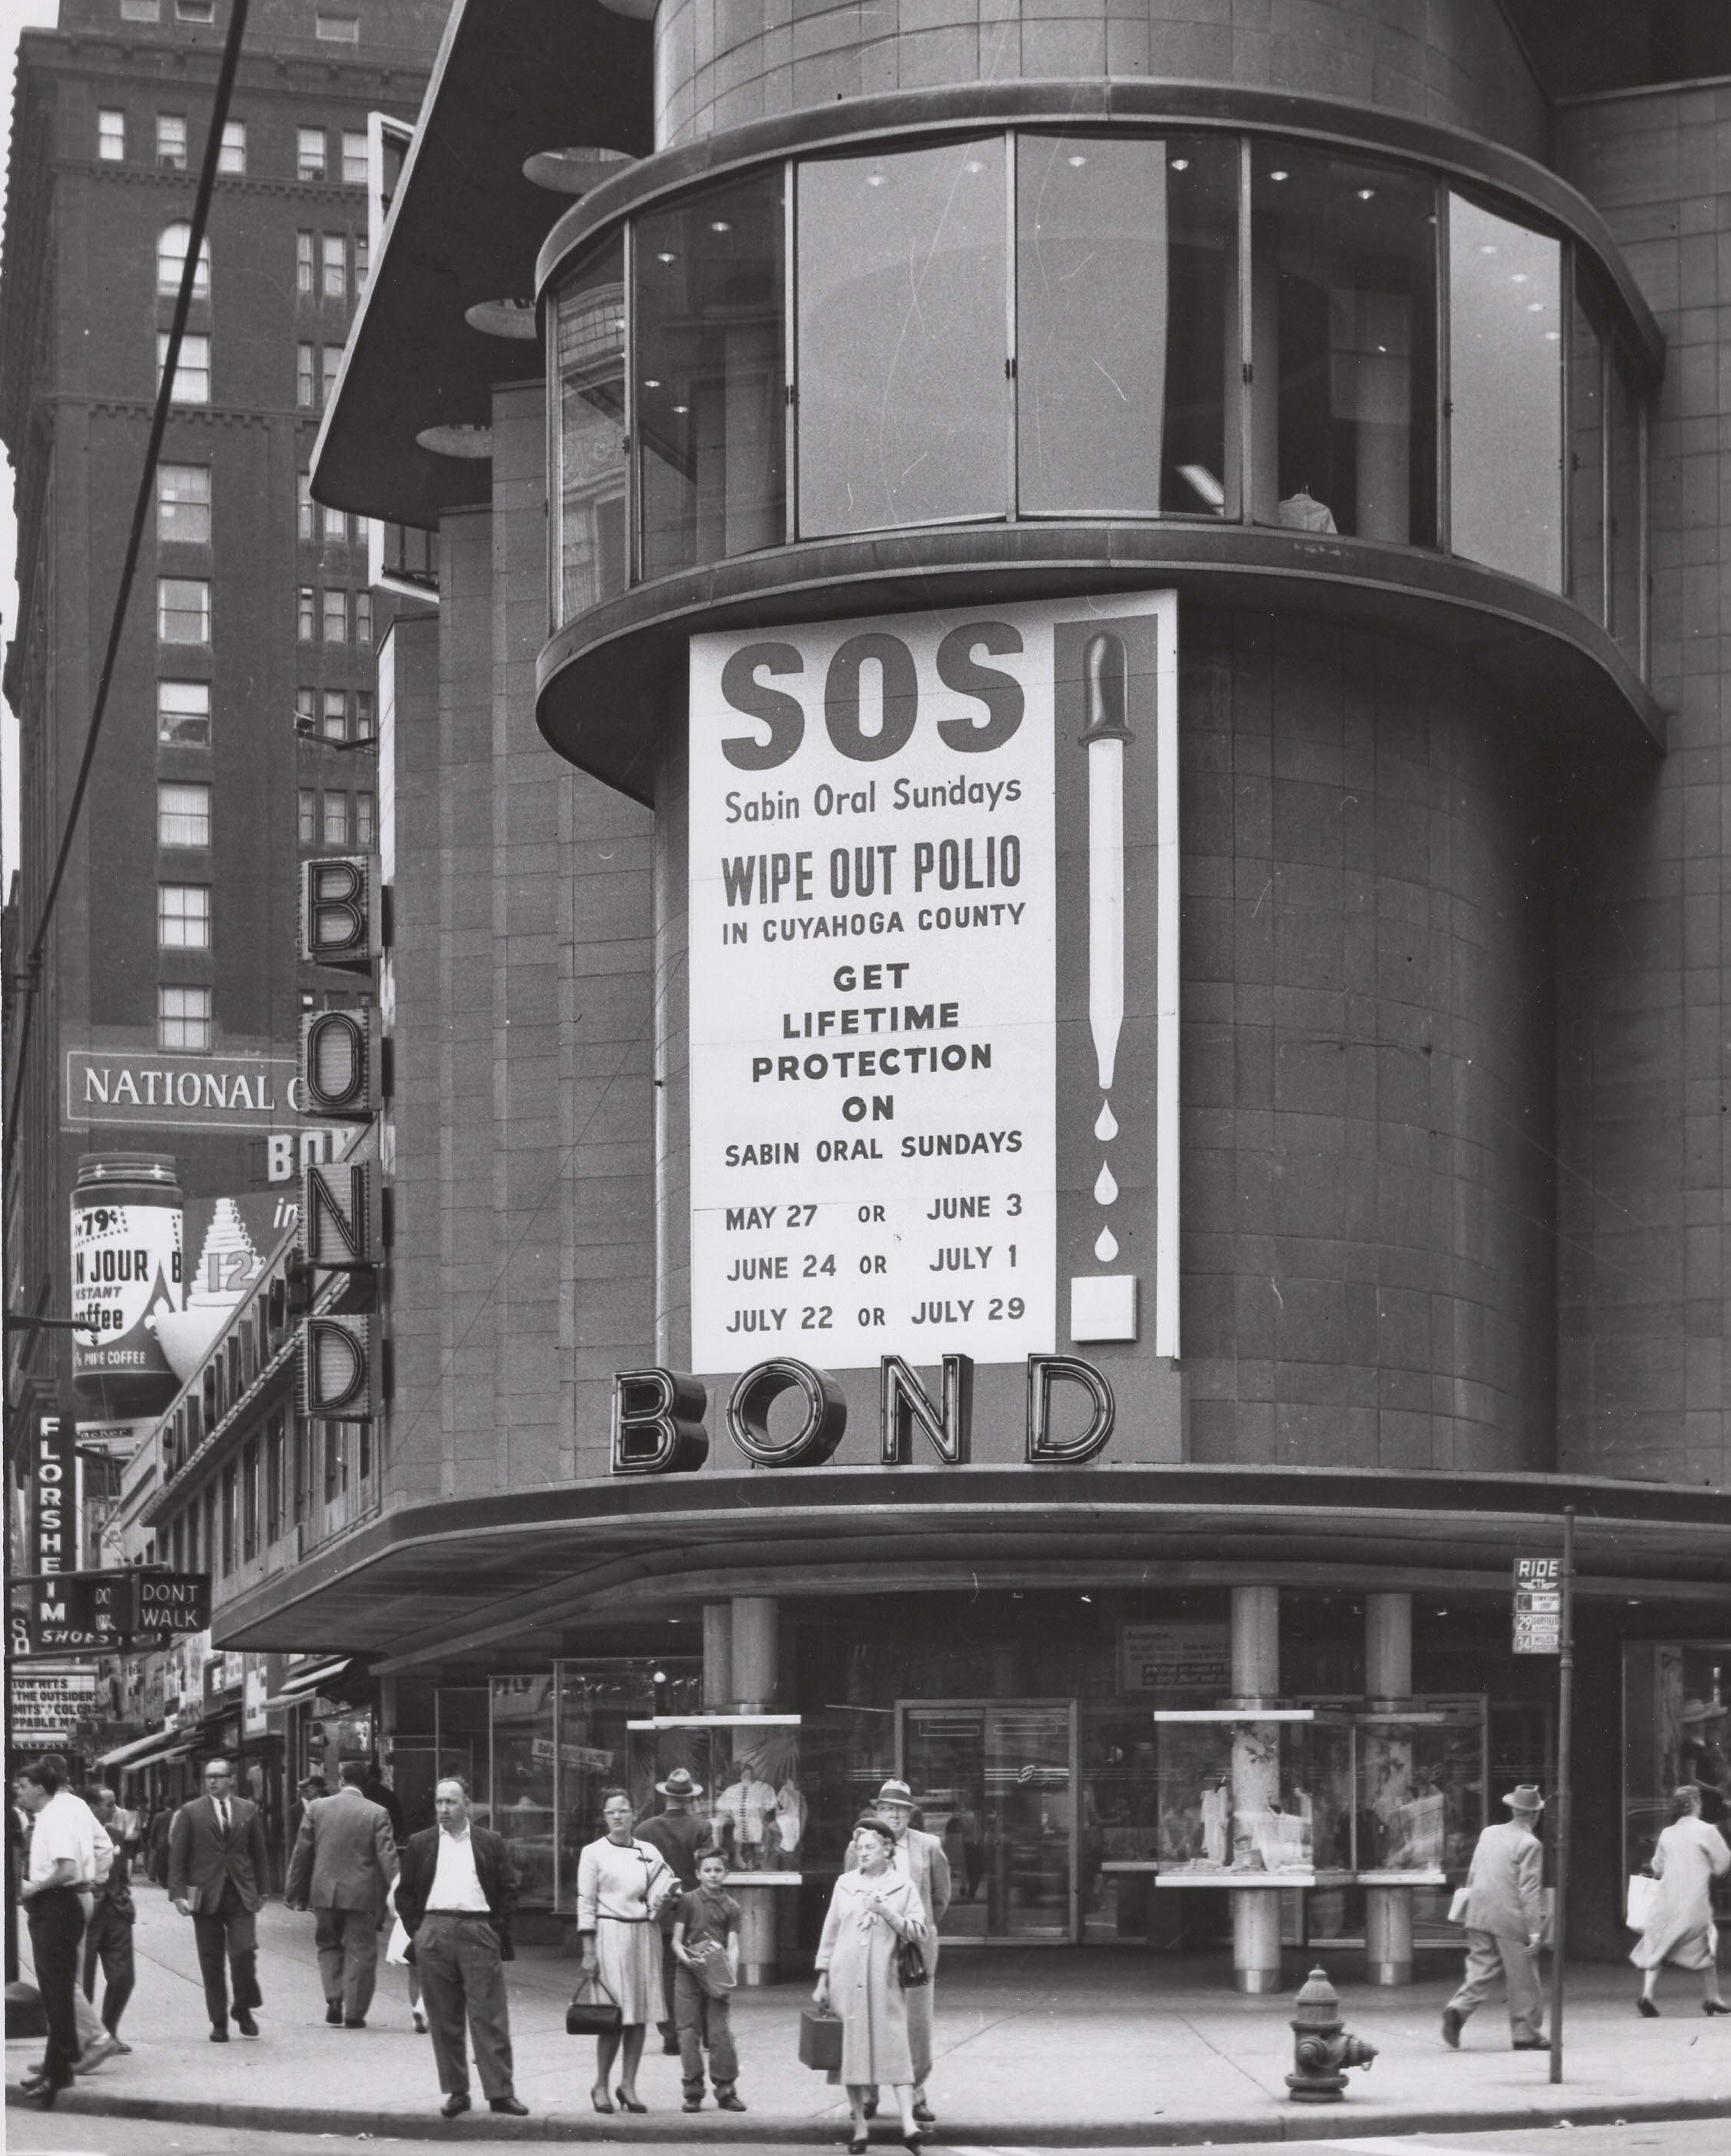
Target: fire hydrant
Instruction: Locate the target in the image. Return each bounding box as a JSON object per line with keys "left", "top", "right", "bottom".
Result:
{"left": 1285, "top": 1965, "right": 1377, "bottom": 2103}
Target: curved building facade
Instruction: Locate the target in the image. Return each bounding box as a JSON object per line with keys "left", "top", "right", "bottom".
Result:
{"left": 179, "top": 0, "right": 1731, "bottom": 1989}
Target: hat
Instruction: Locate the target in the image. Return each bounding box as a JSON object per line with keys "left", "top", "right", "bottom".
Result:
{"left": 655, "top": 1767, "right": 704, "bottom": 1798}
{"left": 1502, "top": 1784, "right": 1545, "bottom": 1812}
{"left": 873, "top": 1779, "right": 917, "bottom": 1810}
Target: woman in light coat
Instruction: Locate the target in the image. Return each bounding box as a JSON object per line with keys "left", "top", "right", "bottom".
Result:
{"left": 814, "top": 1816, "right": 927, "bottom": 2152}
{"left": 1632, "top": 1784, "right": 1730, "bottom": 2015}
{"left": 577, "top": 1789, "right": 677, "bottom": 2111}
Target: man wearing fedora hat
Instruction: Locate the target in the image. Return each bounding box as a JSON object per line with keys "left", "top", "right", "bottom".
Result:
{"left": 639, "top": 1769, "right": 715, "bottom": 2057}
{"left": 847, "top": 1778, "right": 952, "bottom": 2125}
{"left": 1442, "top": 1784, "right": 1549, "bottom": 2052}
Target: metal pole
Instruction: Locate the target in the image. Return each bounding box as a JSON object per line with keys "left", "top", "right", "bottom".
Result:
{"left": 1549, "top": 1504, "right": 1576, "bottom": 2085}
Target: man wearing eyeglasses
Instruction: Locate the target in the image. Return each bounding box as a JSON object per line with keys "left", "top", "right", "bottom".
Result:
{"left": 167, "top": 1756, "right": 269, "bottom": 2042}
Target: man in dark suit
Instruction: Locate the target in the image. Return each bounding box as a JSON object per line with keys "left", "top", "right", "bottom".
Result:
{"left": 393, "top": 1776, "right": 526, "bottom": 2119}
{"left": 286, "top": 1757, "right": 397, "bottom": 2028}
{"left": 168, "top": 1755, "right": 268, "bottom": 2041}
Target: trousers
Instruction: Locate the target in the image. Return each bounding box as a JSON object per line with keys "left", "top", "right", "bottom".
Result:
{"left": 192, "top": 1881, "right": 261, "bottom": 2028}
{"left": 82, "top": 1895, "right": 136, "bottom": 2035}
{"left": 1448, "top": 1928, "right": 1545, "bottom": 2042}
{"left": 315, "top": 1904, "right": 381, "bottom": 2022}
{"left": 28, "top": 1888, "right": 87, "bottom": 2088}
{"left": 674, "top": 1961, "right": 739, "bottom": 2093}
{"left": 415, "top": 1912, "right": 516, "bottom": 2101}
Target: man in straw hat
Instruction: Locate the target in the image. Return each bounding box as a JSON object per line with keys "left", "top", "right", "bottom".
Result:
{"left": 638, "top": 1766, "right": 714, "bottom": 2056}
{"left": 847, "top": 1777, "right": 952, "bottom": 2125}
{"left": 1442, "top": 1783, "right": 1549, "bottom": 2051}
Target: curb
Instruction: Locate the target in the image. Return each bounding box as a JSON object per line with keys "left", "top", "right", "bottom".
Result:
{"left": 10, "top": 2086, "right": 1731, "bottom": 2144}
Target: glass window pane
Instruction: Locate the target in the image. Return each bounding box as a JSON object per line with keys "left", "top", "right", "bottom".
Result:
{"left": 1609, "top": 352, "right": 1642, "bottom": 665}
{"left": 1569, "top": 280, "right": 1606, "bottom": 623}
{"left": 158, "top": 782, "right": 211, "bottom": 846}
{"left": 219, "top": 120, "right": 245, "bottom": 175}
{"left": 157, "top": 577, "right": 209, "bottom": 642}
{"left": 636, "top": 170, "right": 785, "bottom": 579}
{"left": 99, "top": 110, "right": 125, "bottom": 160}
{"left": 1018, "top": 134, "right": 1239, "bottom": 517}
{"left": 323, "top": 792, "right": 350, "bottom": 846}
{"left": 158, "top": 680, "right": 211, "bottom": 744}
{"left": 552, "top": 239, "right": 627, "bottom": 623}
{"left": 158, "top": 463, "right": 211, "bottom": 543}
{"left": 1448, "top": 193, "right": 1562, "bottom": 591}
{"left": 1251, "top": 147, "right": 1436, "bottom": 545}
{"left": 299, "top": 128, "right": 326, "bottom": 180}
{"left": 798, "top": 141, "right": 1006, "bottom": 536}
{"left": 159, "top": 332, "right": 209, "bottom": 403}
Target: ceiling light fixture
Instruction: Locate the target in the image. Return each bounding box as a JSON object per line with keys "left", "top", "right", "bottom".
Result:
{"left": 672, "top": 403, "right": 689, "bottom": 413}
{"left": 1355, "top": 187, "right": 1375, "bottom": 200}
{"left": 1269, "top": 168, "right": 1289, "bottom": 182}
{"left": 656, "top": 251, "right": 676, "bottom": 264}
{"left": 1067, "top": 154, "right": 1087, "bottom": 168}
{"left": 642, "top": 377, "right": 662, "bottom": 389}
{"left": 709, "top": 219, "right": 732, "bottom": 233}
{"left": 866, "top": 173, "right": 886, "bottom": 188}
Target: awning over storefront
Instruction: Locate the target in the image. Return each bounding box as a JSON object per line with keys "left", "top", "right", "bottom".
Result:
{"left": 259, "top": 1656, "right": 354, "bottom": 1711}
{"left": 96, "top": 1727, "right": 196, "bottom": 1772}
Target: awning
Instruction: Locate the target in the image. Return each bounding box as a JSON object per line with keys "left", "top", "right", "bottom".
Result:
{"left": 97, "top": 1728, "right": 196, "bottom": 1773}
{"left": 259, "top": 1656, "right": 354, "bottom": 1711}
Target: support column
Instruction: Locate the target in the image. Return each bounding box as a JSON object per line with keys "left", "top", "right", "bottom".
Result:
{"left": 702, "top": 1602, "right": 733, "bottom": 1713}
{"left": 1231, "top": 1586, "right": 1282, "bottom": 1994}
{"left": 1364, "top": 1591, "right": 1415, "bottom": 1986}
{"left": 730, "top": 1595, "right": 780, "bottom": 1984}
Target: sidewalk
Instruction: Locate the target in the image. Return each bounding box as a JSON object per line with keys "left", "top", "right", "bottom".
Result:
{"left": 7, "top": 1882, "right": 1729, "bottom": 2144}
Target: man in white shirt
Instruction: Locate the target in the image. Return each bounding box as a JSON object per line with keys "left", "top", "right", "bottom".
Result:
{"left": 391, "top": 1777, "right": 526, "bottom": 2121}
{"left": 15, "top": 1755, "right": 99, "bottom": 2105}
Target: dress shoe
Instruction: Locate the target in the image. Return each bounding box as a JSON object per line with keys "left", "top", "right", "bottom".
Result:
{"left": 18, "top": 2068, "right": 49, "bottom": 2093}
{"left": 913, "top": 2097, "right": 935, "bottom": 2123}
{"left": 209, "top": 2024, "right": 230, "bottom": 2042}
{"left": 326, "top": 2002, "right": 344, "bottom": 2025}
{"left": 862, "top": 2096, "right": 879, "bottom": 2119}
{"left": 1704, "top": 1999, "right": 1731, "bottom": 2015}
{"left": 683, "top": 2096, "right": 704, "bottom": 2112}
{"left": 24, "top": 2079, "right": 60, "bottom": 2109}
{"left": 413, "top": 2009, "right": 429, "bottom": 2033}
{"left": 1638, "top": 1996, "right": 1660, "bottom": 2017}
{"left": 234, "top": 2009, "right": 259, "bottom": 2037}
{"left": 345, "top": 2018, "right": 367, "bottom": 2029}
{"left": 1441, "top": 2005, "right": 1463, "bottom": 2049}
{"left": 717, "top": 2088, "right": 747, "bottom": 2111}
{"left": 76, "top": 2034, "right": 121, "bottom": 2073}
{"left": 489, "top": 2096, "right": 529, "bottom": 2116}
{"left": 1513, "top": 2036, "right": 1551, "bottom": 2051}
{"left": 440, "top": 2091, "right": 471, "bottom": 2119}
{"left": 112, "top": 2040, "right": 133, "bottom": 2054}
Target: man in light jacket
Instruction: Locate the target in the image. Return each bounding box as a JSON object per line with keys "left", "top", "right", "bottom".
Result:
{"left": 1443, "top": 1783, "right": 1548, "bottom": 2051}
{"left": 286, "top": 1757, "right": 397, "bottom": 2028}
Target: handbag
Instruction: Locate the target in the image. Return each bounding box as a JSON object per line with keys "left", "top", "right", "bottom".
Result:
{"left": 799, "top": 2005, "right": 844, "bottom": 2072}
{"left": 895, "top": 1934, "right": 929, "bottom": 1989}
{"left": 565, "top": 1970, "right": 622, "bottom": 2037}
{"left": 1447, "top": 1886, "right": 1471, "bottom": 1925}
{"left": 1626, "top": 1873, "right": 1657, "bottom": 1931}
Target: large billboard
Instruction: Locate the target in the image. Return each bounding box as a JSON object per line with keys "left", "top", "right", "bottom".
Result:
{"left": 688, "top": 591, "right": 1177, "bottom": 1374}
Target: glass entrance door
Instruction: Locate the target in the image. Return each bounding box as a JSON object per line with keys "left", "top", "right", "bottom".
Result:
{"left": 898, "top": 1699, "right": 1077, "bottom": 1943}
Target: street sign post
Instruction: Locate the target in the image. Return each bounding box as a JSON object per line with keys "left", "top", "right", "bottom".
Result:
{"left": 1512, "top": 1523, "right": 1575, "bottom": 2086}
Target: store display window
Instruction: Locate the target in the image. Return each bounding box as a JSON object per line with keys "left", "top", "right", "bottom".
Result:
{"left": 1151, "top": 1710, "right": 1338, "bottom": 1882}
{"left": 628, "top": 1715, "right": 804, "bottom": 1877}
{"left": 1354, "top": 1705, "right": 1483, "bottom": 1882}
{"left": 1623, "top": 1642, "right": 1731, "bottom": 1878}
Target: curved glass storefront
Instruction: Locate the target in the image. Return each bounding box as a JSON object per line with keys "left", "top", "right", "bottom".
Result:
{"left": 548, "top": 128, "right": 1652, "bottom": 672}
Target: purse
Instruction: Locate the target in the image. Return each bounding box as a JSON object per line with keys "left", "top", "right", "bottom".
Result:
{"left": 799, "top": 2005, "right": 844, "bottom": 2071}
{"left": 565, "top": 1971, "right": 622, "bottom": 2037}
{"left": 1626, "top": 1873, "right": 1657, "bottom": 1931}
{"left": 1447, "top": 1886, "right": 1471, "bottom": 1925}
{"left": 895, "top": 1934, "right": 929, "bottom": 1989}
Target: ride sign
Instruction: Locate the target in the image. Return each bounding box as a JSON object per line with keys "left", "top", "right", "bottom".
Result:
{"left": 1513, "top": 1554, "right": 1562, "bottom": 1654}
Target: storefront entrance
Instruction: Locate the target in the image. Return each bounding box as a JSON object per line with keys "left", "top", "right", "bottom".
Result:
{"left": 899, "top": 1699, "right": 1078, "bottom": 1944}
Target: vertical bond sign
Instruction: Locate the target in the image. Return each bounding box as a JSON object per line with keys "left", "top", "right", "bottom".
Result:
{"left": 1513, "top": 1554, "right": 1562, "bottom": 1653}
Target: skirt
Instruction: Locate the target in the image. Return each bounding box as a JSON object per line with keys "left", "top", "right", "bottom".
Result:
{"left": 594, "top": 1917, "right": 664, "bottom": 2026}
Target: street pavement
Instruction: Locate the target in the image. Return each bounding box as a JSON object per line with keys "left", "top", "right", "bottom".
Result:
{"left": 6, "top": 1881, "right": 1729, "bottom": 2143}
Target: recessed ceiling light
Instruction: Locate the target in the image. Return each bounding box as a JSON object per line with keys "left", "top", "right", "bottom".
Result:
{"left": 642, "top": 377, "right": 662, "bottom": 388}
{"left": 1170, "top": 157, "right": 1189, "bottom": 170}
{"left": 1511, "top": 272, "right": 1530, "bottom": 285}
{"left": 1067, "top": 154, "right": 1087, "bottom": 168}
{"left": 866, "top": 173, "right": 886, "bottom": 188}
{"left": 709, "top": 219, "right": 732, "bottom": 233}
{"left": 1480, "top": 243, "right": 1498, "bottom": 255}
{"left": 655, "top": 251, "right": 676, "bottom": 264}
{"left": 1269, "top": 169, "right": 1289, "bottom": 182}
{"left": 1355, "top": 187, "right": 1376, "bottom": 200}
{"left": 965, "top": 159, "right": 985, "bottom": 173}
{"left": 1544, "top": 329, "right": 1560, "bottom": 341}
{"left": 672, "top": 403, "right": 689, "bottom": 413}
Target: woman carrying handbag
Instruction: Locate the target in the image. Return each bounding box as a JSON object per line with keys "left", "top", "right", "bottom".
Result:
{"left": 1631, "top": 1784, "right": 1731, "bottom": 2016}
{"left": 813, "top": 1816, "right": 929, "bottom": 2153}
{"left": 575, "top": 1789, "right": 678, "bottom": 2112}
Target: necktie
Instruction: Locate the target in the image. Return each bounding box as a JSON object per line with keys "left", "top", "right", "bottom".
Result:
{"left": 217, "top": 1800, "right": 229, "bottom": 1839}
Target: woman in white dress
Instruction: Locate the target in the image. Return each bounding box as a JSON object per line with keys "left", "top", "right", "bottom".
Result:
{"left": 814, "top": 1816, "right": 928, "bottom": 2153}
{"left": 1632, "top": 1784, "right": 1731, "bottom": 2015}
{"left": 578, "top": 1789, "right": 677, "bottom": 2110}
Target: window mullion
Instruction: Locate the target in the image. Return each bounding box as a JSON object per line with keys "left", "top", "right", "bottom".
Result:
{"left": 1005, "top": 130, "right": 1018, "bottom": 522}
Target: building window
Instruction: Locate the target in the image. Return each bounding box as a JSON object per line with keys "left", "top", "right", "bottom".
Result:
{"left": 98, "top": 109, "right": 125, "bottom": 161}
{"left": 322, "top": 232, "right": 347, "bottom": 303}
{"left": 182, "top": 1501, "right": 196, "bottom": 1570}
{"left": 295, "top": 687, "right": 316, "bottom": 736}
{"left": 321, "top": 345, "right": 341, "bottom": 403}
{"left": 322, "top": 791, "right": 350, "bottom": 847}
{"left": 354, "top": 591, "right": 372, "bottom": 646}
{"left": 157, "top": 463, "right": 211, "bottom": 544}
{"left": 158, "top": 781, "right": 211, "bottom": 847}
{"left": 157, "top": 332, "right": 210, "bottom": 404}
{"left": 298, "top": 471, "right": 314, "bottom": 540}
{"left": 159, "top": 983, "right": 212, "bottom": 1050}
{"left": 266, "top": 1415, "right": 285, "bottom": 1542}
{"left": 157, "top": 577, "right": 210, "bottom": 643}
{"left": 322, "top": 588, "right": 348, "bottom": 643}
{"left": 322, "top": 688, "right": 348, "bottom": 740}
{"left": 221, "top": 1461, "right": 236, "bottom": 1575}
{"left": 298, "top": 787, "right": 318, "bottom": 843}
{"left": 218, "top": 119, "right": 245, "bottom": 175}
{"left": 341, "top": 129, "right": 368, "bottom": 185}
{"left": 354, "top": 232, "right": 370, "bottom": 291}
{"left": 121, "top": 0, "right": 160, "bottom": 17}
{"left": 158, "top": 882, "right": 211, "bottom": 949}
{"left": 297, "top": 586, "right": 315, "bottom": 641}
{"left": 296, "top": 342, "right": 315, "bottom": 406}
{"left": 323, "top": 1420, "right": 344, "bottom": 1500}
{"left": 318, "top": 13, "right": 360, "bottom": 43}
{"left": 296, "top": 231, "right": 314, "bottom": 294}
{"left": 158, "top": 680, "right": 211, "bottom": 746}
{"left": 552, "top": 241, "right": 628, "bottom": 621}
{"left": 176, "top": 0, "right": 216, "bottom": 20}
{"left": 242, "top": 1442, "right": 259, "bottom": 1562}
{"left": 356, "top": 789, "right": 375, "bottom": 847}
{"left": 297, "top": 127, "right": 326, "bottom": 182}
{"left": 354, "top": 688, "right": 374, "bottom": 738}
{"left": 157, "top": 222, "right": 212, "bottom": 299}
{"left": 322, "top": 500, "right": 349, "bottom": 543}
{"left": 157, "top": 114, "right": 187, "bottom": 170}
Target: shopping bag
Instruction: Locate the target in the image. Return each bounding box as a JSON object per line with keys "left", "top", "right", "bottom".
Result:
{"left": 1447, "top": 1886, "right": 1471, "bottom": 1925}
{"left": 385, "top": 1915, "right": 412, "bottom": 1967}
{"left": 565, "top": 1971, "right": 622, "bottom": 2036}
{"left": 1626, "top": 1872, "right": 1657, "bottom": 1932}
{"left": 799, "top": 2006, "right": 843, "bottom": 2072}
{"left": 689, "top": 1939, "right": 736, "bottom": 1997}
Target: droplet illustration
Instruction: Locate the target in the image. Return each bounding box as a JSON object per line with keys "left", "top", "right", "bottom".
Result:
{"left": 1094, "top": 1100, "right": 1118, "bottom": 1141}
{"left": 1093, "top": 1162, "right": 1118, "bottom": 1206}
{"left": 1094, "top": 1226, "right": 1119, "bottom": 1262}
